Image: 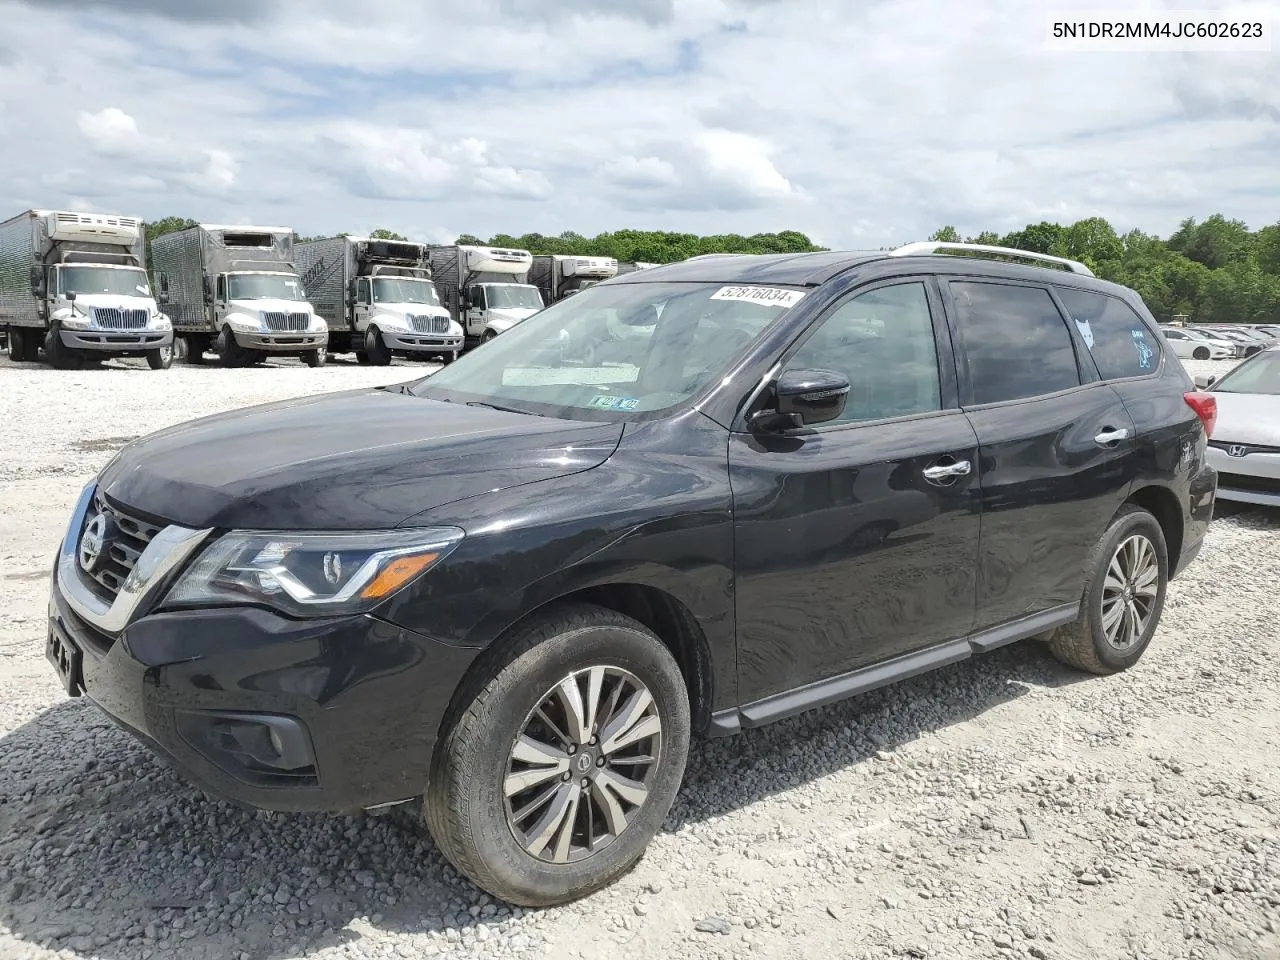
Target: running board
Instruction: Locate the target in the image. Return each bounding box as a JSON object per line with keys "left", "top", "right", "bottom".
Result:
{"left": 706, "top": 603, "right": 1078, "bottom": 737}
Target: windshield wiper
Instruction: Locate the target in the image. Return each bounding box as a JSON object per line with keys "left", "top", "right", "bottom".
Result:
{"left": 466, "top": 400, "right": 543, "bottom": 417}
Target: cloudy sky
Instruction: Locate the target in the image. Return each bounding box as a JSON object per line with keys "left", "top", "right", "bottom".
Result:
{"left": 0, "top": 0, "right": 1276, "bottom": 248}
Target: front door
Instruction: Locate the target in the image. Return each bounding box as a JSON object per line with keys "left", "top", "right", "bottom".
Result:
{"left": 213, "top": 274, "right": 228, "bottom": 330}
{"left": 731, "top": 278, "right": 982, "bottom": 706}
{"left": 466, "top": 286, "right": 487, "bottom": 337}
{"left": 942, "top": 279, "right": 1137, "bottom": 630}
{"left": 354, "top": 277, "right": 372, "bottom": 332}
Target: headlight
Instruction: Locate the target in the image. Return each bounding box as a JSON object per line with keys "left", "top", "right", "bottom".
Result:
{"left": 164, "top": 527, "right": 463, "bottom": 617}
{"left": 61, "top": 311, "right": 92, "bottom": 329}
{"left": 152, "top": 313, "right": 172, "bottom": 330}
{"left": 309, "top": 314, "right": 327, "bottom": 332}
{"left": 377, "top": 314, "right": 410, "bottom": 331}
{"left": 233, "top": 314, "right": 266, "bottom": 332}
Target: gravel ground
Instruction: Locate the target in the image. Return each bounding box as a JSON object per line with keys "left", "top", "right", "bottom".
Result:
{"left": 1, "top": 353, "right": 1277, "bottom": 960}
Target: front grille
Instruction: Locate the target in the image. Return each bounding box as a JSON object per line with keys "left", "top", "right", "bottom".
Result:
{"left": 261, "top": 312, "right": 310, "bottom": 332}
{"left": 92, "top": 307, "right": 148, "bottom": 330}
{"left": 79, "top": 495, "right": 163, "bottom": 601}
{"left": 410, "top": 315, "right": 449, "bottom": 334}
{"left": 1218, "top": 473, "right": 1280, "bottom": 494}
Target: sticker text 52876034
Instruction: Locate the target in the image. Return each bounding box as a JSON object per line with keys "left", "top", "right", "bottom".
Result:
{"left": 710, "top": 286, "right": 807, "bottom": 309}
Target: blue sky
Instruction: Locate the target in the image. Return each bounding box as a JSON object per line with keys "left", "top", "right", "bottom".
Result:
{"left": 0, "top": 0, "right": 1277, "bottom": 247}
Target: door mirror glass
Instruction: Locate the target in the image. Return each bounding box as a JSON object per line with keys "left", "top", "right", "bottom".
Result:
{"left": 29, "top": 266, "right": 44, "bottom": 297}
{"left": 157, "top": 274, "right": 170, "bottom": 303}
{"left": 753, "top": 369, "right": 850, "bottom": 431}
{"left": 1194, "top": 374, "right": 1216, "bottom": 389}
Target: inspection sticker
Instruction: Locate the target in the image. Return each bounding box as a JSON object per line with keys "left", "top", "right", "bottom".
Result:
{"left": 588, "top": 395, "right": 640, "bottom": 410}
{"left": 710, "top": 286, "right": 807, "bottom": 308}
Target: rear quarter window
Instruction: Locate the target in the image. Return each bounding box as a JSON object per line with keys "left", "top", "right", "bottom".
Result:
{"left": 1056, "top": 287, "right": 1160, "bottom": 380}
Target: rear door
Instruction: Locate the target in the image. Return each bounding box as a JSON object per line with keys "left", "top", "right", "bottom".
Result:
{"left": 731, "top": 278, "right": 981, "bottom": 706}
{"left": 943, "top": 279, "right": 1137, "bottom": 631}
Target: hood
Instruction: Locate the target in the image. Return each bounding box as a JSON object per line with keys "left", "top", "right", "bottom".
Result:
{"left": 375, "top": 303, "right": 449, "bottom": 318}
{"left": 228, "top": 297, "right": 314, "bottom": 314}
{"left": 98, "top": 389, "right": 623, "bottom": 530}
{"left": 65, "top": 293, "right": 158, "bottom": 311}
{"left": 1210, "top": 391, "right": 1280, "bottom": 446}
{"left": 489, "top": 307, "right": 539, "bottom": 322}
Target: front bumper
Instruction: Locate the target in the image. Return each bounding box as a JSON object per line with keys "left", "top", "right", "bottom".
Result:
{"left": 47, "top": 500, "right": 478, "bottom": 812}
{"left": 381, "top": 331, "right": 463, "bottom": 354}
{"left": 1206, "top": 446, "right": 1280, "bottom": 506}
{"left": 61, "top": 329, "right": 173, "bottom": 353}
{"left": 233, "top": 331, "right": 328, "bottom": 352}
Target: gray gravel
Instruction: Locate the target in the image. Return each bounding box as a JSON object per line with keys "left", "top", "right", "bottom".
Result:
{"left": 2, "top": 353, "right": 1278, "bottom": 960}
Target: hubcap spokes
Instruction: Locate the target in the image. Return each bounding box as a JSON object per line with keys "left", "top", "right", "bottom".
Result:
{"left": 503, "top": 666, "right": 662, "bottom": 864}
{"left": 1101, "top": 534, "right": 1159, "bottom": 651}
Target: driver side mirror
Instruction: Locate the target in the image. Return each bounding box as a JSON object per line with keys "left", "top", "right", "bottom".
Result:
{"left": 1194, "top": 374, "right": 1217, "bottom": 389}
{"left": 202, "top": 277, "right": 214, "bottom": 305}
{"left": 28, "top": 266, "right": 45, "bottom": 298}
{"left": 157, "top": 274, "right": 170, "bottom": 304}
{"left": 65, "top": 291, "right": 76, "bottom": 303}
{"left": 751, "top": 368, "right": 850, "bottom": 432}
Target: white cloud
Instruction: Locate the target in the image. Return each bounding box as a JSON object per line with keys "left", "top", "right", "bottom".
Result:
{"left": 602, "top": 156, "right": 680, "bottom": 189}
{"left": 77, "top": 107, "right": 142, "bottom": 153}
{"left": 695, "top": 130, "right": 795, "bottom": 202}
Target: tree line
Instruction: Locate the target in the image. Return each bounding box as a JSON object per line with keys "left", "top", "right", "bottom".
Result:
{"left": 141, "top": 214, "right": 1280, "bottom": 324}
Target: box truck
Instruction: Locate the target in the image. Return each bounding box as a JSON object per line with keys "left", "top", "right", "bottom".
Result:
{"left": 615, "top": 261, "right": 659, "bottom": 276}
{"left": 151, "top": 224, "right": 327, "bottom": 367}
{"left": 0, "top": 210, "right": 173, "bottom": 369}
{"left": 427, "top": 245, "right": 543, "bottom": 345}
{"left": 296, "top": 236, "right": 462, "bottom": 365}
{"left": 529, "top": 255, "right": 618, "bottom": 307}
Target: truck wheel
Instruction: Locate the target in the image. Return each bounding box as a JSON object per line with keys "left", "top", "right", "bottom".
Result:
{"left": 364, "top": 327, "right": 391, "bottom": 366}
{"left": 301, "top": 349, "right": 326, "bottom": 368}
{"left": 182, "top": 336, "right": 208, "bottom": 365}
{"left": 442, "top": 351, "right": 458, "bottom": 364}
{"left": 146, "top": 345, "right": 174, "bottom": 370}
{"left": 425, "top": 604, "right": 690, "bottom": 907}
{"left": 481, "top": 330, "right": 498, "bottom": 344}
{"left": 356, "top": 351, "right": 371, "bottom": 365}
{"left": 7, "top": 328, "right": 35, "bottom": 363}
{"left": 44, "top": 324, "right": 80, "bottom": 370}
{"left": 217, "top": 326, "right": 249, "bottom": 368}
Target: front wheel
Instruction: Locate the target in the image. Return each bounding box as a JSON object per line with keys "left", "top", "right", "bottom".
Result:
{"left": 481, "top": 330, "right": 498, "bottom": 345}
{"left": 425, "top": 604, "right": 690, "bottom": 907}
{"left": 146, "top": 345, "right": 173, "bottom": 370}
{"left": 364, "top": 327, "right": 391, "bottom": 366}
{"left": 1049, "top": 505, "right": 1168, "bottom": 675}
{"left": 301, "top": 348, "right": 326, "bottom": 368}
{"left": 216, "top": 326, "right": 248, "bottom": 368}
{"left": 1192, "top": 346, "right": 1210, "bottom": 360}
{"left": 44, "top": 324, "right": 80, "bottom": 370}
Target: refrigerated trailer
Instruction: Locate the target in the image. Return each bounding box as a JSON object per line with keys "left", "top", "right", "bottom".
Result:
{"left": 152, "top": 224, "right": 327, "bottom": 367}
{"left": 616, "top": 261, "right": 659, "bottom": 276}
{"left": 0, "top": 210, "right": 173, "bottom": 369}
{"left": 427, "top": 244, "right": 543, "bottom": 344}
{"left": 529, "top": 255, "right": 618, "bottom": 306}
{"left": 296, "top": 236, "right": 462, "bottom": 365}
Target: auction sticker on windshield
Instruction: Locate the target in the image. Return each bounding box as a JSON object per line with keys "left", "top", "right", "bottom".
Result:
{"left": 710, "top": 286, "right": 807, "bottom": 308}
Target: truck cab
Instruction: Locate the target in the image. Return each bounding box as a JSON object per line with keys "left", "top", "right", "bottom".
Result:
{"left": 469, "top": 282, "right": 545, "bottom": 341}
{"left": 198, "top": 269, "right": 326, "bottom": 364}
{"left": 353, "top": 270, "right": 461, "bottom": 364}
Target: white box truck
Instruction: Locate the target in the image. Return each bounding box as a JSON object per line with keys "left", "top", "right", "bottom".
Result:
{"left": 296, "top": 236, "right": 462, "bottom": 365}
{"left": 529, "top": 255, "right": 618, "bottom": 307}
{"left": 0, "top": 210, "right": 173, "bottom": 369}
{"left": 616, "top": 261, "right": 659, "bottom": 276}
{"left": 427, "top": 244, "right": 543, "bottom": 345}
{"left": 151, "top": 224, "right": 327, "bottom": 367}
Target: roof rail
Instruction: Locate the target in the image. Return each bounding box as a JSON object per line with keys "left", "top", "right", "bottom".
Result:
{"left": 889, "top": 241, "right": 1094, "bottom": 277}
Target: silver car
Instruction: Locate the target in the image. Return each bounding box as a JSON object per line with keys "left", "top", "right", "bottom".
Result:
{"left": 1196, "top": 346, "right": 1280, "bottom": 506}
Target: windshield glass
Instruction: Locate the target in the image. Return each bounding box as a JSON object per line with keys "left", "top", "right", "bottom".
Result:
{"left": 228, "top": 274, "right": 304, "bottom": 300}
{"left": 374, "top": 277, "right": 440, "bottom": 305}
{"left": 412, "top": 281, "right": 803, "bottom": 418}
{"left": 1212, "top": 351, "right": 1280, "bottom": 395}
{"left": 60, "top": 266, "right": 150, "bottom": 297}
{"left": 485, "top": 285, "right": 543, "bottom": 310}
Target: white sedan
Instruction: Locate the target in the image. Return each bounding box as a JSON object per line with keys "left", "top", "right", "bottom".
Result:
{"left": 1159, "top": 326, "right": 1238, "bottom": 360}
{"left": 1196, "top": 346, "right": 1280, "bottom": 507}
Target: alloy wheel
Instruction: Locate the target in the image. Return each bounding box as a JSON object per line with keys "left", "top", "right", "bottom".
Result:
{"left": 503, "top": 666, "right": 662, "bottom": 865}
{"left": 1100, "top": 534, "right": 1159, "bottom": 651}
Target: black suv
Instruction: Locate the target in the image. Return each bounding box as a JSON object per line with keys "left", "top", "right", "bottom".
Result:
{"left": 47, "top": 243, "right": 1218, "bottom": 906}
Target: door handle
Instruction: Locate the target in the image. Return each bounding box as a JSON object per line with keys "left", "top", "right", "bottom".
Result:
{"left": 922, "top": 459, "right": 972, "bottom": 482}
{"left": 1094, "top": 427, "right": 1131, "bottom": 446}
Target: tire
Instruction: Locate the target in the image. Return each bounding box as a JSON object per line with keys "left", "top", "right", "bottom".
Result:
{"left": 1192, "top": 346, "right": 1210, "bottom": 360}
{"left": 44, "top": 323, "right": 80, "bottom": 370}
{"left": 182, "top": 335, "right": 210, "bottom": 365}
{"left": 364, "top": 327, "right": 391, "bottom": 366}
{"left": 425, "top": 604, "right": 690, "bottom": 907}
{"left": 217, "top": 326, "right": 248, "bottom": 368}
{"left": 146, "top": 344, "right": 174, "bottom": 370}
{"left": 1048, "top": 505, "right": 1168, "bottom": 675}
{"left": 356, "top": 351, "right": 371, "bottom": 365}
{"left": 7, "top": 327, "right": 37, "bottom": 363}
{"left": 481, "top": 330, "right": 498, "bottom": 344}
{"left": 301, "top": 348, "right": 326, "bottom": 368}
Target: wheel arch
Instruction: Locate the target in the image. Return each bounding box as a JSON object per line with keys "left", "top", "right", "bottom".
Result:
{"left": 1125, "top": 484, "right": 1184, "bottom": 574}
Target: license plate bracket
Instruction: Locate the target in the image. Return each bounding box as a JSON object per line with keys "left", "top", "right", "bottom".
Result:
{"left": 47, "top": 624, "right": 84, "bottom": 697}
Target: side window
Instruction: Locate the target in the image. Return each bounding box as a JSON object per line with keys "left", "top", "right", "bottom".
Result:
{"left": 356, "top": 278, "right": 371, "bottom": 304}
{"left": 215, "top": 275, "right": 226, "bottom": 301}
{"left": 1057, "top": 288, "right": 1160, "bottom": 380}
{"left": 785, "top": 282, "right": 941, "bottom": 424}
{"left": 950, "top": 282, "right": 1081, "bottom": 405}
{"left": 469, "top": 287, "right": 486, "bottom": 309}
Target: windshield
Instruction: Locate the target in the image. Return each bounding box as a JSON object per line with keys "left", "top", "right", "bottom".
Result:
{"left": 59, "top": 266, "right": 150, "bottom": 297}
{"left": 228, "top": 274, "right": 304, "bottom": 301}
{"left": 374, "top": 277, "right": 440, "bottom": 305}
{"left": 1212, "top": 351, "right": 1280, "bottom": 395}
{"left": 412, "top": 281, "right": 803, "bottom": 418}
{"left": 485, "top": 285, "right": 543, "bottom": 310}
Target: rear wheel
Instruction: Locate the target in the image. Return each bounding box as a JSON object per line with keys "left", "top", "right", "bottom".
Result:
{"left": 182, "top": 335, "right": 210, "bottom": 364}
{"left": 1049, "top": 505, "right": 1168, "bottom": 675}
{"left": 7, "top": 327, "right": 39, "bottom": 363}
{"left": 364, "top": 327, "right": 391, "bottom": 366}
{"left": 425, "top": 604, "right": 690, "bottom": 907}
{"left": 1192, "top": 346, "right": 1210, "bottom": 360}
{"left": 146, "top": 344, "right": 173, "bottom": 370}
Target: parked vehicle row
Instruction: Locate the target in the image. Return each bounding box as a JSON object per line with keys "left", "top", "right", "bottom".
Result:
{"left": 1195, "top": 345, "right": 1280, "bottom": 507}
{"left": 46, "top": 241, "right": 1218, "bottom": 907}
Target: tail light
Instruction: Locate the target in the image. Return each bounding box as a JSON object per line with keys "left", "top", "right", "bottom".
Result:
{"left": 1184, "top": 391, "right": 1217, "bottom": 438}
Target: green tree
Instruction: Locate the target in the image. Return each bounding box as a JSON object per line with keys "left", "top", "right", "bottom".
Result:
{"left": 929, "top": 225, "right": 961, "bottom": 243}
{"left": 1168, "top": 214, "right": 1254, "bottom": 269}
{"left": 454, "top": 234, "right": 484, "bottom": 246}
{"left": 370, "top": 228, "right": 407, "bottom": 241}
